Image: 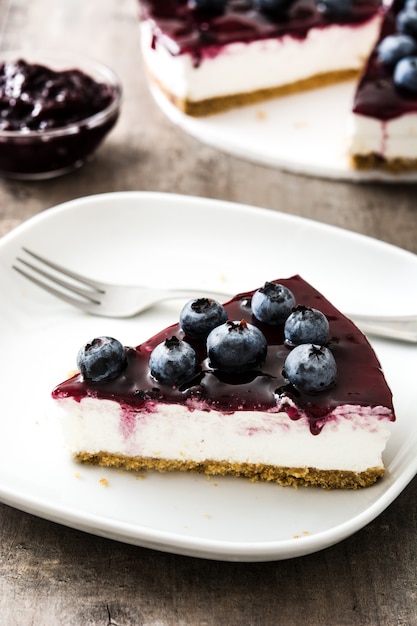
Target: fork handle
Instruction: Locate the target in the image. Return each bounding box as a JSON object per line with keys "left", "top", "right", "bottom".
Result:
{"left": 348, "top": 314, "right": 417, "bottom": 343}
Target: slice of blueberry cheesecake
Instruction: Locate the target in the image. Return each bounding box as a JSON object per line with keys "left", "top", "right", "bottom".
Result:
{"left": 52, "top": 275, "right": 395, "bottom": 489}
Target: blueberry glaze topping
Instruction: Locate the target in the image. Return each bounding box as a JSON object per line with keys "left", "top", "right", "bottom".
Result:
{"left": 53, "top": 275, "right": 395, "bottom": 434}
{"left": 255, "top": 0, "right": 295, "bottom": 17}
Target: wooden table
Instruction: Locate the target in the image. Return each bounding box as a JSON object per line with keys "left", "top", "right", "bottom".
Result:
{"left": 0, "top": 1, "right": 416, "bottom": 623}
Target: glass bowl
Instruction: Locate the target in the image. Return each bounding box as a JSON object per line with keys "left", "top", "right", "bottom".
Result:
{"left": 0, "top": 50, "right": 122, "bottom": 180}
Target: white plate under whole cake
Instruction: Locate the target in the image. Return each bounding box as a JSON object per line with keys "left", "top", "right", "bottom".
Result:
{"left": 151, "top": 82, "right": 417, "bottom": 184}
{"left": 0, "top": 191, "right": 416, "bottom": 561}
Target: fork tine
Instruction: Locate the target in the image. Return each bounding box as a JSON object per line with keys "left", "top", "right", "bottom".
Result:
{"left": 13, "top": 257, "right": 102, "bottom": 305}
{"left": 13, "top": 264, "right": 98, "bottom": 312}
{"left": 21, "top": 247, "right": 104, "bottom": 292}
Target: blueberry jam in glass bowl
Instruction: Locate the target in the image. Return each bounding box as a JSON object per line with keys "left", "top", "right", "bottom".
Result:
{"left": 0, "top": 51, "right": 122, "bottom": 179}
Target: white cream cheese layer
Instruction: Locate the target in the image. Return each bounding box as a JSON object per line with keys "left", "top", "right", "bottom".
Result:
{"left": 56, "top": 397, "right": 392, "bottom": 473}
{"left": 140, "top": 17, "right": 381, "bottom": 103}
{"left": 349, "top": 112, "right": 417, "bottom": 159}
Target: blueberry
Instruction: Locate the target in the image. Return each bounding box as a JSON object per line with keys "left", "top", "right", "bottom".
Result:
{"left": 394, "top": 56, "right": 417, "bottom": 93}
{"left": 397, "top": 8, "right": 417, "bottom": 38}
{"left": 149, "top": 336, "right": 199, "bottom": 386}
{"left": 284, "top": 305, "right": 329, "bottom": 346}
{"left": 317, "top": 0, "right": 353, "bottom": 17}
{"left": 180, "top": 298, "right": 227, "bottom": 340}
{"left": 283, "top": 344, "right": 337, "bottom": 392}
{"left": 77, "top": 336, "right": 127, "bottom": 382}
{"left": 377, "top": 34, "right": 417, "bottom": 65}
{"left": 207, "top": 319, "right": 267, "bottom": 373}
{"left": 251, "top": 282, "right": 296, "bottom": 325}
{"left": 188, "top": 0, "right": 227, "bottom": 14}
{"left": 255, "top": 0, "right": 294, "bottom": 16}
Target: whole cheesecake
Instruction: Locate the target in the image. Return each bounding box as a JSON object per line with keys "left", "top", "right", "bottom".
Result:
{"left": 138, "top": 0, "right": 417, "bottom": 172}
{"left": 138, "top": 0, "right": 383, "bottom": 116}
{"left": 52, "top": 275, "right": 395, "bottom": 489}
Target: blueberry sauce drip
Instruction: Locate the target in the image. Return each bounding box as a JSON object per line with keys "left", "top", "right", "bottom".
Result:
{"left": 353, "top": 0, "right": 417, "bottom": 120}
{"left": 0, "top": 59, "right": 115, "bottom": 131}
{"left": 139, "top": 0, "right": 381, "bottom": 65}
{"left": 52, "top": 275, "right": 395, "bottom": 434}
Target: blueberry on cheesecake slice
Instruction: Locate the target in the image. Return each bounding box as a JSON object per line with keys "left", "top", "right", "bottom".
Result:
{"left": 179, "top": 297, "right": 227, "bottom": 339}
{"left": 52, "top": 275, "right": 395, "bottom": 489}
{"left": 284, "top": 305, "right": 330, "bottom": 346}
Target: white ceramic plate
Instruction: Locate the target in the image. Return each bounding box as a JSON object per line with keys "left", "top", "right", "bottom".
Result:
{"left": 1, "top": 192, "right": 416, "bottom": 562}
{"left": 151, "top": 82, "right": 417, "bottom": 183}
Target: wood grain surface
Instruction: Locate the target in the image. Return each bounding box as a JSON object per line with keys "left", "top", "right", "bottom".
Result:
{"left": 0, "top": 1, "right": 416, "bottom": 624}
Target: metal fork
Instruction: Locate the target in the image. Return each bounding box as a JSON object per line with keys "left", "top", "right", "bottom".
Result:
{"left": 13, "top": 247, "right": 233, "bottom": 318}
{"left": 13, "top": 248, "right": 417, "bottom": 343}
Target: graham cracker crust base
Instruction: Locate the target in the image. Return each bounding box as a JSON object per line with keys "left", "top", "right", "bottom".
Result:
{"left": 150, "top": 68, "right": 359, "bottom": 117}
{"left": 76, "top": 451, "right": 385, "bottom": 490}
{"left": 351, "top": 153, "right": 417, "bottom": 173}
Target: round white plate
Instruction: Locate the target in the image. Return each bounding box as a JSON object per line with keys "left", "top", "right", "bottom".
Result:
{"left": 151, "top": 83, "right": 417, "bottom": 183}
{"left": 1, "top": 191, "right": 416, "bottom": 562}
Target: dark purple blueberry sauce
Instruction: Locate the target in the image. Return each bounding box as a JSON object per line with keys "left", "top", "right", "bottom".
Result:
{"left": 353, "top": 0, "right": 417, "bottom": 120}
{"left": 0, "top": 58, "right": 120, "bottom": 178}
{"left": 0, "top": 59, "right": 115, "bottom": 131}
{"left": 139, "top": 0, "right": 381, "bottom": 65}
{"left": 52, "top": 275, "right": 395, "bottom": 434}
